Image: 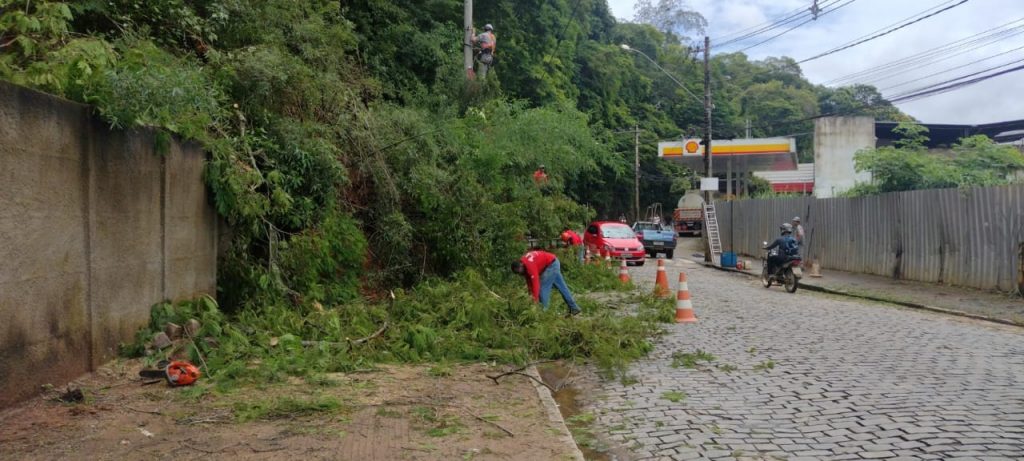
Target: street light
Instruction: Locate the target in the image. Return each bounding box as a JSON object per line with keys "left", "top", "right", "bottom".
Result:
{"left": 622, "top": 40, "right": 716, "bottom": 263}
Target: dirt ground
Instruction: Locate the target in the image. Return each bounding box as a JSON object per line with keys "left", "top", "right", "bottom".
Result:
{"left": 0, "top": 360, "right": 580, "bottom": 461}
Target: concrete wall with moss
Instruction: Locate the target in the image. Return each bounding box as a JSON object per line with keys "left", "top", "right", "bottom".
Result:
{"left": 0, "top": 81, "right": 217, "bottom": 407}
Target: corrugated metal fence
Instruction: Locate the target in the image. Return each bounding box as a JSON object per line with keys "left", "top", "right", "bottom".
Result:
{"left": 716, "top": 185, "right": 1024, "bottom": 293}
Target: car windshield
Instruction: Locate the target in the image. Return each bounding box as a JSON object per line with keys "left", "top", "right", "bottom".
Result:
{"left": 601, "top": 224, "right": 635, "bottom": 239}
{"left": 633, "top": 222, "right": 662, "bottom": 232}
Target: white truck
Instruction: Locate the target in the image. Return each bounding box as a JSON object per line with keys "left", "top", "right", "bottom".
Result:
{"left": 672, "top": 191, "right": 705, "bottom": 237}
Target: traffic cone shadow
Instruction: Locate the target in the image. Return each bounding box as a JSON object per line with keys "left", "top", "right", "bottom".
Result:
{"left": 675, "top": 272, "right": 698, "bottom": 323}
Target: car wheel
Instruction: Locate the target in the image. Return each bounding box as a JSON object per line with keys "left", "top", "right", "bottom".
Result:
{"left": 666, "top": 250, "right": 674, "bottom": 259}
{"left": 635, "top": 260, "right": 645, "bottom": 267}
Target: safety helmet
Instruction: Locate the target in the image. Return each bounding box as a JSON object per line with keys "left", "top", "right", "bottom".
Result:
{"left": 780, "top": 223, "right": 793, "bottom": 234}
{"left": 484, "top": 24, "right": 494, "bottom": 31}
{"left": 538, "top": 164, "right": 545, "bottom": 169}
{"left": 792, "top": 216, "right": 801, "bottom": 222}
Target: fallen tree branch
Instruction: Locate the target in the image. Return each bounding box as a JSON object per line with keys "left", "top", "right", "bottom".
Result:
{"left": 299, "top": 321, "right": 389, "bottom": 349}
{"left": 126, "top": 405, "right": 163, "bottom": 415}
{"left": 460, "top": 406, "right": 514, "bottom": 437}
{"left": 350, "top": 321, "right": 389, "bottom": 346}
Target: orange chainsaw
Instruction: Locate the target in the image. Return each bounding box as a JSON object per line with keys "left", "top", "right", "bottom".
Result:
{"left": 139, "top": 360, "right": 201, "bottom": 386}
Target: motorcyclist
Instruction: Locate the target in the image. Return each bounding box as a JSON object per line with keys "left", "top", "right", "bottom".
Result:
{"left": 764, "top": 223, "right": 799, "bottom": 275}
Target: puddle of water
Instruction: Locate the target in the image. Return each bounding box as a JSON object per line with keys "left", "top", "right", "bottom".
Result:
{"left": 538, "top": 362, "right": 614, "bottom": 461}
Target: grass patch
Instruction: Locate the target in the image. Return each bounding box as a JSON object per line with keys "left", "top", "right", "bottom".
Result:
{"left": 753, "top": 360, "right": 776, "bottom": 371}
{"left": 233, "top": 394, "right": 345, "bottom": 422}
{"left": 660, "top": 391, "right": 686, "bottom": 403}
{"left": 428, "top": 363, "right": 453, "bottom": 377}
{"left": 716, "top": 364, "right": 738, "bottom": 373}
{"left": 670, "top": 349, "right": 716, "bottom": 369}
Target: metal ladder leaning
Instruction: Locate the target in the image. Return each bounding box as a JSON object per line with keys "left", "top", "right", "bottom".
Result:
{"left": 703, "top": 202, "right": 723, "bottom": 265}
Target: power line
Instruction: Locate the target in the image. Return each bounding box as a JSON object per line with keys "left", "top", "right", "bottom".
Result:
{"left": 716, "top": 1, "right": 841, "bottom": 48}
{"left": 802, "top": 0, "right": 960, "bottom": 61}
{"left": 823, "top": 17, "right": 1024, "bottom": 85}
{"left": 798, "top": 0, "right": 972, "bottom": 63}
{"left": 861, "top": 28, "right": 1024, "bottom": 86}
{"left": 713, "top": 4, "right": 809, "bottom": 43}
{"left": 879, "top": 43, "right": 1024, "bottom": 92}
{"left": 734, "top": 0, "right": 860, "bottom": 54}
{"left": 752, "top": 59, "right": 1024, "bottom": 134}
{"left": 888, "top": 56, "right": 1024, "bottom": 102}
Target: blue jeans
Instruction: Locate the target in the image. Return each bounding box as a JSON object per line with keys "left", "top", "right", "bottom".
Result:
{"left": 539, "top": 259, "right": 580, "bottom": 313}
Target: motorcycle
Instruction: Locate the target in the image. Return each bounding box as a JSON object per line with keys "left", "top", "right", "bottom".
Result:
{"left": 761, "top": 241, "right": 803, "bottom": 293}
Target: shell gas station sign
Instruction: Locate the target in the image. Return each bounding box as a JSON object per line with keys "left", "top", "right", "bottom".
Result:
{"left": 658, "top": 137, "right": 798, "bottom": 172}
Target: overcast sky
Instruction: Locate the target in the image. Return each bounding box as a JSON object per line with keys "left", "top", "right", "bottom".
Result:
{"left": 606, "top": 0, "right": 1024, "bottom": 125}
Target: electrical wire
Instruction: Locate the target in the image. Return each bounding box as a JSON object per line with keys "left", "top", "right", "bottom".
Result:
{"left": 879, "top": 43, "right": 1024, "bottom": 92}
{"left": 716, "top": 1, "right": 842, "bottom": 48}
{"left": 734, "top": 0, "right": 860, "bottom": 54}
{"left": 887, "top": 56, "right": 1024, "bottom": 102}
{"left": 799, "top": 0, "right": 972, "bottom": 63}
{"left": 801, "top": 0, "right": 960, "bottom": 61}
{"left": 713, "top": 4, "right": 809, "bottom": 43}
{"left": 823, "top": 17, "right": 1024, "bottom": 85}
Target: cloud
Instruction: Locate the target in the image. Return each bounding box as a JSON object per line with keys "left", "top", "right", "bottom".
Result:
{"left": 605, "top": 0, "right": 1024, "bottom": 124}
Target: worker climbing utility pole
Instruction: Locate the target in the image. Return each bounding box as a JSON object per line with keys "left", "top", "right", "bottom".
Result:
{"left": 702, "top": 35, "right": 714, "bottom": 263}
{"left": 464, "top": 0, "right": 474, "bottom": 80}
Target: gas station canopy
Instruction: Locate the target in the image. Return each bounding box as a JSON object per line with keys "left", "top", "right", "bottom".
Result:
{"left": 658, "top": 137, "right": 798, "bottom": 173}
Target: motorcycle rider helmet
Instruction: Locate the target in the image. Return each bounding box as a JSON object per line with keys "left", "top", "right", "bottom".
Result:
{"left": 484, "top": 24, "right": 494, "bottom": 31}
{"left": 780, "top": 223, "right": 793, "bottom": 234}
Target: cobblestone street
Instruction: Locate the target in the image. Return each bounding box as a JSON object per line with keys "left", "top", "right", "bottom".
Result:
{"left": 587, "top": 250, "right": 1024, "bottom": 460}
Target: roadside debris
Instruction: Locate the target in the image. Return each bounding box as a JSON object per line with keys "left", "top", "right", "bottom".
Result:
{"left": 139, "top": 360, "right": 201, "bottom": 387}
{"left": 57, "top": 387, "right": 84, "bottom": 403}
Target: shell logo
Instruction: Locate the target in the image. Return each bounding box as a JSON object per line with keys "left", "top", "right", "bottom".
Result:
{"left": 684, "top": 140, "right": 700, "bottom": 153}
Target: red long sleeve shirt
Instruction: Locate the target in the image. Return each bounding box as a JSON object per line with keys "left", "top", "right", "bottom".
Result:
{"left": 520, "top": 250, "right": 557, "bottom": 302}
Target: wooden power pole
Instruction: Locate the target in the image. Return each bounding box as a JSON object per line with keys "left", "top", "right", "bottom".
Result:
{"left": 702, "top": 35, "right": 714, "bottom": 263}
{"left": 464, "top": 0, "right": 474, "bottom": 79}
{"left": 634, "top": 123, "right": 641, "bottom": 223}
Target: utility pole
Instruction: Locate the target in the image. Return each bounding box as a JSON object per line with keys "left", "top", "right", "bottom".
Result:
{"left": 634, "top": 123, "right": 641, "bottom": 223}
{"left": 464, "top": 0, "right": 474, "bottom": 80}
{"left": 702, "top": 35, "right": 713, "bottom": 262}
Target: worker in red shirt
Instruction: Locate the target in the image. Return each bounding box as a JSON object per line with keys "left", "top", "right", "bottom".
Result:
{"left": 560, "top": 226, "right": 584, "bottom": 263}
{"left": 511, "top": 250, "right": 581, "bottom": 316}
{"left": 532, "top": 164, "right": 548, "bottom": 184}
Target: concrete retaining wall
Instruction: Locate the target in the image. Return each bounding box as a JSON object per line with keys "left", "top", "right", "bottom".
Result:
{"left": 0, "top": 81, "right": 217, "bottom": 407}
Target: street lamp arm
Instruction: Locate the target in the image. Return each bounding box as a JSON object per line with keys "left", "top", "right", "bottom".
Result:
{"left": 621, "top": 45, "right": 704, "bottom": 106}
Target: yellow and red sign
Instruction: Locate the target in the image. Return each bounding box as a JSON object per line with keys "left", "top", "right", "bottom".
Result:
{"left": 659, "top": 137, "right": 796, "bottom": 157}
{"left": 658, "top": 137, "right": 798, "bottom": 172}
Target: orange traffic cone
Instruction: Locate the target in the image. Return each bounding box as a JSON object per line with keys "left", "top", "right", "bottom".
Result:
{"left": 618, "top": 259, "right": 631, "bottom": 284}
{"left": 653, "top": 257, "right": 671, "bottom": 298}
{"left": 675, "top": 272, "right": 697, "bottom": 323}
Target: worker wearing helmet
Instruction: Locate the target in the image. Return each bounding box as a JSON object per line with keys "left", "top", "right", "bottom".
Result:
{"left": 474, "top": 24, "right": 496, "bottom": 79}
{"left": 764, "top": 223, "right": 799, "bottom": 275}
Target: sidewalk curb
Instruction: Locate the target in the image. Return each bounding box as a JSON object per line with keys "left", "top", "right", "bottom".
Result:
{"left": 696, "top": 260, "right": 1024, "bottom": 328}
{"left": 526, "top": 365, "right": 585, "bottom": 461}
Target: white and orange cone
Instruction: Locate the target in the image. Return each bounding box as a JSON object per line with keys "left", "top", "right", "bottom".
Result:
{"left": 653, "top": 257, "right": 671, "bottom": 298}
{"left": 675, "top": 272, "right": 697, "bottom": 323}
{"left": 618, "top": 259, "right": 631, "bottom": 284}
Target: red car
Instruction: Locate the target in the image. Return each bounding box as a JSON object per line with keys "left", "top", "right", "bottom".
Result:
{"left": 583, "top": 221, "right": 647, "bottom": 266}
